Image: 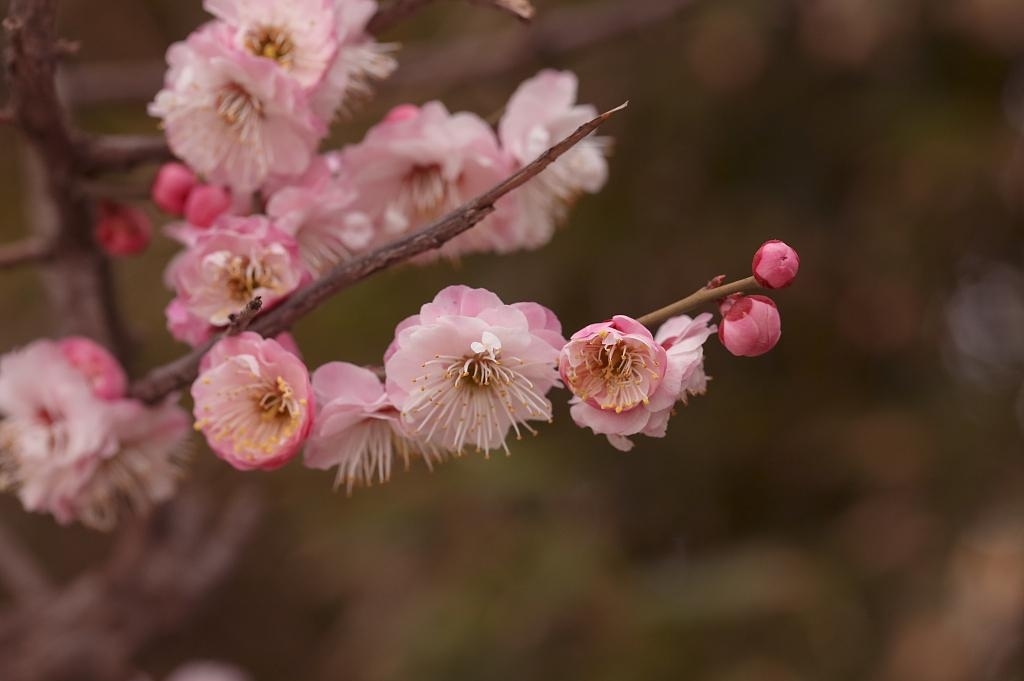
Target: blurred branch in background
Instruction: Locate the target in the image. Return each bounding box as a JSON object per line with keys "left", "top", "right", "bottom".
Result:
{"left": 0, "top": 523, "right": 53, "bottom": 607}
{"left": 0, "top": 238, "right": 52, "bottom": 270}
{"left": 0, "top": 487, "right": 264, "bottom": 681}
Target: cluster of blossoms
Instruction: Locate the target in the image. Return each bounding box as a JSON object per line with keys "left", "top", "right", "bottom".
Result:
{"left": 0, "top": 0, "right": 803, "bottom": 529}
{"left": 0, "top": 338, "right": 189, "bottom": 530}
{"left": 184, "top": 240, "right": 799, "bottom": 492}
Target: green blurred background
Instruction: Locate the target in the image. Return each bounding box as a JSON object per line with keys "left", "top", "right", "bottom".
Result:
{"left": 5, "top": 0, "right": 1024, "bottom": 679}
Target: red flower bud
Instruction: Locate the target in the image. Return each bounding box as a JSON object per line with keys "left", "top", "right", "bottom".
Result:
{"left": 94, "top": 201, "right": 152, "bottom": 256}
{"left": 151, "top": 162, "right": 197, "bottom": 215}
{"left": 752, "top": 239, "right": 800, "bottom": 289}
{"left": 184, "top": 184, "right": 232, "bottom": 228}
{"left": 718, "top": 294, "right": 781, "bottom": 357}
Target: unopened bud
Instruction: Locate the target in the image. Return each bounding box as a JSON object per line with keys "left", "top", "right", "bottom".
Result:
{"left": 152, "top": 162, "right": 198, "bottom": 215}
{"left": 752, "top": 239, "right": 799, "bottom": 289}
{"left": 94, "top": 201, "right": 152, "bottom": 256}
{"left": 718, "top": 294, "right": 781, "bottom": 357}
{"left": 184, "top": 184, "right": 232, "bottom": 228}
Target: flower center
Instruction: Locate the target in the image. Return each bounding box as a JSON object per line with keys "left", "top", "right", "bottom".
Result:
{"left": 403, "top": 333, "right": 552, "bottom": 454}
{"left": 257, "top": 377, "right": 301, "bottom": 423}
{"left": 571, "top": 335, "right": 656, "bottom": 413}
{"left": 400, "top": 164, "right": 452, "bottom": 223}
{"left": 223, "top": 254, "right": 279, "bottom": 304}
{"left": 215, "top": 84, "right": 263, "bottom": 134}
{"left": 244, "top": 25, "right": 295, "bottom": 66}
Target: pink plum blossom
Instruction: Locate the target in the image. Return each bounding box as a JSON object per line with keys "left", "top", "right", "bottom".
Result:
{"left": 94, "top": 201, "right": 152, "bottom": 256}
{"left": 0, "top": 340, "right": 189, "bottom": 530}
{"left": 152, "top": 162, "right": 198, "bottom": 215}
{"left": 58, "top": 336, "right": 128, "bottom": 400}
{"left": 718, "top": 294, "right": 781, "bottom": 357}
{"left": 752, "top": 239, "right": 800, "bottom": 289}
{"left": 561, "top": 313, "right": 716, "bottom": 451}
{"left": 385, "top": 285, "right": 565, "bottom": 455}
{"left": 192, "top": 332, "right": 314, "bottom": 470}
{"left": 149, "top": 23, "right": 326, "bottom": 193}
{"left": 184, "top": 184, "right": 234, "bottom": 228}
{"left": 305, "top": 362, "right": 432, "bottom": 492}
{"left": 204, "top": 0, "right": 339, "bottom": 88}
{"left": 165, "top": 661, "right": 252, "bottom": 681}
{"left": 266, "top": 168, "right": 373, "bottom": 275}
{"left": 339, "top": 102, "right": 518, "bottom": 259}
{"left": 311, "top": 0, "right": 397, "bottom": 120}
{"left": 497, "top": 69, "right": 609, "bottom": 250}
{"left": 165, "top": 215, "right": 305, "bottom": 333}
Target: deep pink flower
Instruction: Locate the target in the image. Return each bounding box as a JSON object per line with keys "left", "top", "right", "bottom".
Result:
{"left": 339, "top": 102, "right": 517, "bottom": 258}
{"left": 718, "top": 294, "right": 781, "bottom": 357}
{"left": 165, "top": 215, "right": 305, "bottom": 331}
{"left": 562, "top": 313, "right": 716, "bottom": 451}
{"left": 152, "top": 162, "right": 198, "bottom": 215}
{"left": 184, "top": 184, "right": 233, "bottom": 228}
{"left": 0, "top": 340, "right": 189, "bottom": 529}
{"left": 58, "top": 337, "right": 127, "bottom": 401}
{"left": 752, "top": 239, "right": 800, "bottom": 289}
{"left": 149, "top": 23, "right": 326, "bottom": 193}
{"left": 94, "top": 201, "right": 152, "bottom": 256}
{"left": 192, "top": 332, "right": 314, "bottom": 470}
{"left": 305, "top": 362, "right": 432, "bottom": 492}
{"left": 385, "top": 285, "right": 565, "bottom": 455}
{"left": 497, "top": 69, "right": 609, "bottom": 250}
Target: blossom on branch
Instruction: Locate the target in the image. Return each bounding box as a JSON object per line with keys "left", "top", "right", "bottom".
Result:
{"left": 0, "top": 340, "right": 189, "bottom": 530}
{"left": 192, "top": 332, "right": 314, "bottom": 470}
{"left": 384, "top": 285, "right": 565, "bottom": 455}
{"left": 304, "top": 362, "right": 433, "bottom": 493}
{"left": 164, "top": 215, "right": 305, "bottom": 344}
{"left": 561, "top": 313, "right": 715, "bottom": 451}
{"left": 149, "top": 23, "right": 326, "bottom": 193}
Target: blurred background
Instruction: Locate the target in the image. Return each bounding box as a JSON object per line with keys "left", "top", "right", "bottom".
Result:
{"left": 3, "top": 0, "right": 1024, "bottom": 679}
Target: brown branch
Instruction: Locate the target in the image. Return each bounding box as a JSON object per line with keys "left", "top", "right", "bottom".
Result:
{"left": 227, "top": 296, "right": 263, "bottom": 334}
{"left": 0, "top": 239, "right": 52, "bottom": 270}
{"left": 636, "top": 276, "right": 760, "bottom": 328}
{"left": 0, "top": 487, "right": 263, "bottom": 681}
{"left": 130, "top": 103, "right": 626, "bottom": 404}
{"left": 4, "top": 0, "right": 130, "bottom": 358}
{"left": 76, "top": 134, "right": 174, "bottom": 176}
{"left": 0, "top": 524, "right": 52, "bottom": 607}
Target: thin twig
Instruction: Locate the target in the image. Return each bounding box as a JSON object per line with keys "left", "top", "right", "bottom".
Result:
{"left": 0, "top": 239, "right": 51, "bottom": 270}
{"left": 227, "top": 296, "right": 263, "bottom": 334}
{"left": 0, "top": 523, "right": 52, "bottom": 607}
{"left": 130, "top": 103, "right": 626, "bottom": 404}
{"left": 636, "top": 276, "right": 760, "bottom": 328}
{"left": 76, "top": 134, "right": 174, "bottom": 176}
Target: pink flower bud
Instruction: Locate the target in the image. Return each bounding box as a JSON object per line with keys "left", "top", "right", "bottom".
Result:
{"left": 384, "top": 104, "right": 420, "bottom": 123}
{"left": 57, "top": 336, "right": 127, "bottom": 400}
{"left": 151, "top": 162, "right": 197, "bottom": 215}
{"left": 184, "top": 184, "right": 232, "bottom": 228}
{"left": 94, "top": 201, "right": 152, "bottom": 256}
{"left": 718, "top": 294, "right": 781, "bottom": 357}
{"left": 752, "top": 239, "right": 800, "bottom": 289}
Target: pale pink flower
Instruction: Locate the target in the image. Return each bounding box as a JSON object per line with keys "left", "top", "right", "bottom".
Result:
{"left": 311, "top": 0, "right": 397, "bottom": 119}
{"left": 305, "top": 362, "right": 432, "bottom": 492}
{"left": 561, "top": 313, "right": 715, "bottom": 452}
{"left": 498, "top": 70, "right": 609, "bottom": 250}
{"left": 165, "top": 299, "right": 216, "bottom": 347}
{"left": 94, "top": 201, "right": 152, "bottom": 256}
{"left": 166, "top": 215, "right": 305, "bottom": 330}
{"left": 204, "top": 0, "right": 339, "bottom": 88}
{"left": 58, "top": 336, "right": 128, "bottom": 400}
{"left": 266, "top": 168, "right": 373, "bottom": 275}
{"left": 152, "top": 162, "right": 198, "bottom": 215}
{"left": 340, "top": 102, "right": 517, "bottom": 258}
{"left": 192, "top": 332, "right": 314, "bottom": 470}
{"left": 149, "top": 24, "right": 326, "bottom": 193}
{"left": 718, "top": 294, "right": 781, "bottom": 357}
{"left": 385, "top": 285, "right": 565, "bottom": 455}
{"left": 0, "top": 340, "right": 189, "bottom": 530}
{"left": 752, "top": 239, "right": 800, "bottom": 289}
